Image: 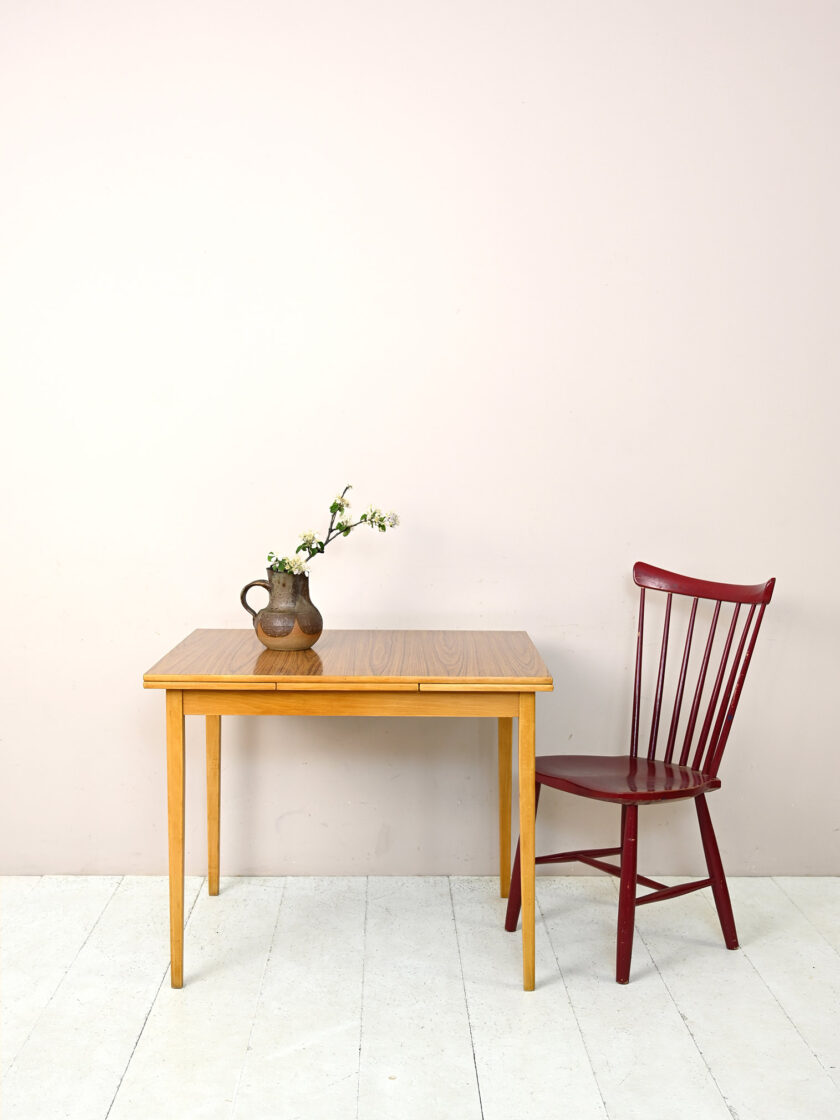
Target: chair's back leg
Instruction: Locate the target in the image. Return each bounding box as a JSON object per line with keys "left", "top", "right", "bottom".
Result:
{"left": 616, "top": 804, "right": 639, "bottom": 983}
{"left": 504, "top": 782, "right": 542, "bottom": 932}
{"left": 695, "top": 794, "right": 739, "bottom": 949}
{"left": 504, "top": 840, "right": 523, "bottom": 932}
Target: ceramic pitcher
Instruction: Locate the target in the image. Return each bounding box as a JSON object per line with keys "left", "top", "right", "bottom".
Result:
{"left": 240, "top": 569, "right": 323, "bottom": 651}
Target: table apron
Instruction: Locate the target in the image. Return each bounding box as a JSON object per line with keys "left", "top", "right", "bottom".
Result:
{"left": 181, "top": 689, "right": 522, "bottom": 717}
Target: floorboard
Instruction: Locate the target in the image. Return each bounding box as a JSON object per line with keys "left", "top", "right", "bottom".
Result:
{"left": 539, "top": 877, "right": 732, "bottom": 1120}
{"left": 2, "top": 876, "right": 839, "bottom": 1120}
{"left": 107, "top": 877, "right": 282, "bottom": 1120}
{"left": 232, "top": 877, "right": 367, "bottom": 1120}
{"left": 450, "top": 876, "right": 606, "bottom": 1120}
{"left": 1, "top": 876, "right": 202, "bottom": 1120}
{"left": 356, "top": 876, "right": 481, "bottom": 1120}
{"left": 723, "top": 878, "right": 840, "bottom": 1090}
{"left": 635, "top": 883, "right": 840, "bottom": 1120}
{"left": 1, "top": 875, "right": 121, "bottom": 1078}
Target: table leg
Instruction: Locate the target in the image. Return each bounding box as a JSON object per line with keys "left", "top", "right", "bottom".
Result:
{"left": 166, "top": 690, "right": 185, "bottom": 988}
{"left": 497, "top": 717, "right": 512, "bottom": 898}
{"left": 518, "top": 692, "right": 536, "bottom": 990}
{"left": 206, "top": 715, "right": 221, "bottom": 896}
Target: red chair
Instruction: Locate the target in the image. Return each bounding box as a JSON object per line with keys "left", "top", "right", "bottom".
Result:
{"left": 505, "top": 561, "right": 775, "bottom": 983}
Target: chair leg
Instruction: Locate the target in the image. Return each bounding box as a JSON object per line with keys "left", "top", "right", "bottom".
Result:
{"left": 504, "top": 840, "right": 522, "bottom": 932}
{"left": 504, "top": 782, "right": 541, "bottom": 932}
{"left": 696, "top": 794, "right": 738, "bottom": 949}
{"left": 616, "top": 803, "right": 638, "bottom": 984}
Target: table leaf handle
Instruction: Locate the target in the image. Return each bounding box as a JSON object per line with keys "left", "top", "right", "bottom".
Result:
{"left": 240, "top": 579, "right": 271, "bottom": 619}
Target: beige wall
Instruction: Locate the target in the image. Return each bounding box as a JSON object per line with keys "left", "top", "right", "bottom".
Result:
{"left": 1, "top": 1, "right": 838, "bottom": 876}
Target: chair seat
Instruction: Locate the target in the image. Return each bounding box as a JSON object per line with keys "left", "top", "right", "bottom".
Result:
{"left": 535, "top": 754, "right": 722, "bottom": 803}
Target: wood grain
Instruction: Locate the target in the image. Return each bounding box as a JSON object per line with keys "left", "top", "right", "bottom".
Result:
{"left": 144, "top": 629, "right": 552, "bottom": 690}
{"left": 166, "top": 690, "right": 185, "bottom": 988}
{"left": 420, "top": 683, "right": 552, "bottom": 692}
{"left": 182, "top": 689, "right": 520, "bottom": 718}
{"left": 518, "top": 691, "right": 536, "bottom": 991}
{"left": 498, "top": 718, "right": 512, "bottom": 898}
{"left": 206, "top": 716, "right": 220, "bottom": 897}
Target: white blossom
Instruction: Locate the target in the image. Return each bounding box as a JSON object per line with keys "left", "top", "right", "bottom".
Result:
{"left": 267, "top": 485, "right": 396, "bottom": 577}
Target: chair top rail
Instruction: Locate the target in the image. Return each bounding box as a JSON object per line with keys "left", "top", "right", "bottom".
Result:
{"left": 634, "top": 562, "right": 775, "bottom": 605}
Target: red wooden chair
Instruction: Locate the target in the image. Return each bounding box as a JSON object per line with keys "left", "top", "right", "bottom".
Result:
{"left": 505, "top": 561, "right": 775, "bottom": 983}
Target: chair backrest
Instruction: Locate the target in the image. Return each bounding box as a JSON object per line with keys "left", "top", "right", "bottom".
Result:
{"left": 631, "top": 562, "right": 775, "bottom": 777}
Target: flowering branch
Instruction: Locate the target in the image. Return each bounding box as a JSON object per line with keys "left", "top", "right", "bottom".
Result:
{"left": 268, "top": 484, "right": 399, "bottom": 575}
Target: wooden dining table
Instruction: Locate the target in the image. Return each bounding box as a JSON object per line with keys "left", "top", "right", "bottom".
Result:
{"left": 143, "top": 628, "right": 553, "bottom": 990}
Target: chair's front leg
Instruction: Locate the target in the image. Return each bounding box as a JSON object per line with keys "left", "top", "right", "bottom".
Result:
{"left": 616, "top": 803, "right": 638, "bottom": 984}
{"left": 206, "top": 715, "right": 221, "bottom": 896}
{"left": 166, "top": 690, "right": 185, "bottom": 988}
{"left": 498, "top": 717, "right": 512, "bottom": 898}
{"left": 518, "top": 693, "right": 536, "bottom": 990}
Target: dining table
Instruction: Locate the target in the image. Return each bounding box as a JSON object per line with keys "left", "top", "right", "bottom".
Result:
{"left": 143, "top": 628, "right": 553, "bottom": 989}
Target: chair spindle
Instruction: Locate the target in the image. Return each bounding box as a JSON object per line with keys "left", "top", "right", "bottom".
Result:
{"left": 678, "top": 600, "right": 721, "bottom": 766}
{"left": 647, "top": 593, "right": 672, "bottom": 760}
{"left": 706, "top": 603, "right": 768, "bottom": 776}
{"left": 692, "top": 604, "right": 741, "bottom": 771}
{"left": 630, "top": 587, "right": 645, "bottom": 758}
{"left": 664, "top": 597, "right": 698, "bottom": 764}
{"left": 705, "top": 605, "right": 755, "bottom": 769}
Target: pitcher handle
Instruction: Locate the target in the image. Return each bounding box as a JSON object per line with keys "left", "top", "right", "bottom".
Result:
{"left": 240, "top": 579, "right": 271, "bottom": 619}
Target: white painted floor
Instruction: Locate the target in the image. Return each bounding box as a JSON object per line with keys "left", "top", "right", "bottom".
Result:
{"left": 1, "top": 876, "right": 838, "bottom": 1120}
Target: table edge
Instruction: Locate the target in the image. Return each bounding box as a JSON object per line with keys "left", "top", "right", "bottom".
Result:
{"left": 143, "top": 674, "right": 554, "bottom": 691}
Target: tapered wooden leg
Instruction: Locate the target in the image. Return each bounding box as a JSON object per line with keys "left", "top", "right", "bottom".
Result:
{"left": 616, "top": 803, "right": 638, "bottom": 984}
{"left": 498, "top": 717, "right": 513, "bottom": 898}
{"left": 505, "top": 783, "right": 541, "bottom": 932}
{"left": 518, "top": 692, "right": 536, "bottom": 990}
{"left": 696, "top": 794, "right": 739, "bottom": 949}
{"left": 206, "top": 715, "right": 221, "bottom": 897}
{"left": 166, "top": 690, "right": 185, "bottom": 989}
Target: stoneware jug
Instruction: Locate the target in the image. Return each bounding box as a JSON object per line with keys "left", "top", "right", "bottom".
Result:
{"left": 240, "top": 569, "right": 323, "bottom": 651}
